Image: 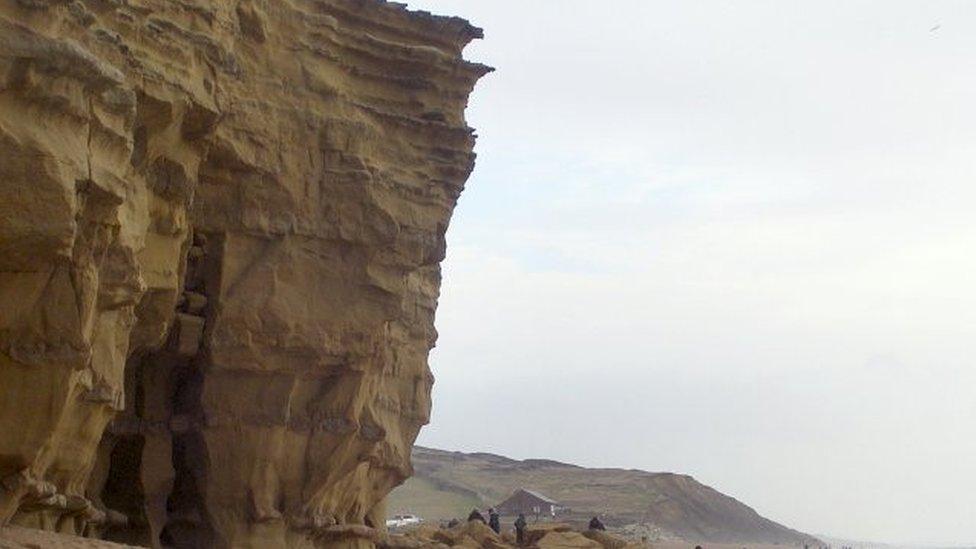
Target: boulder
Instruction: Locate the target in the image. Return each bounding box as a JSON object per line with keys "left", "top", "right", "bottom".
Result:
{"left": 536, "top": 531, "right": 603, "bottom": 549}
{"left": 524, "top": 523, "right": 574, "bottom": 546}
{"left": 582, "top": 530, "right": 634, "bottom": 549}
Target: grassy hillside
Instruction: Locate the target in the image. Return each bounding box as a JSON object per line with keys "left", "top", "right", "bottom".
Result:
{"left": 388, "top": 447, "right": 819, "bottom": 546}
{"left": 390, "top": 476, "right": 481, "bottom": 520}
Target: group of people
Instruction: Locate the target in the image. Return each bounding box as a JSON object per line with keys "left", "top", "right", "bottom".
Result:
{"left": 465, "top": 508, "right": 606, "bottom": 545}
{"left": 467, "top": 507, "right": 504, "bottom": 535}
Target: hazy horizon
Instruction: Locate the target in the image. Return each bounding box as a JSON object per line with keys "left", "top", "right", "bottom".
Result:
{"left": 404, "top": 1, "right": 976, "bottom": 545}
{"left": 409, "top": 444, "right": 974, "bottom": 548}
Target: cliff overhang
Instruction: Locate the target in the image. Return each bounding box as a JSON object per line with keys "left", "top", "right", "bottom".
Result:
{"left": 0, "top": 1, "right": 488, "bottom": 547}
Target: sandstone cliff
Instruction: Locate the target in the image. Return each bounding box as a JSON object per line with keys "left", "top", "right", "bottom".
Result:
{"left": 0, "top": 1, "right": 489, "bottom": 547}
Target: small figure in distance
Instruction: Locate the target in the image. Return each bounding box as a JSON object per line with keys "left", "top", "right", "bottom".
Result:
{"left": 588, "top": 516, "right": 606, "bottom": 531}
{"left": 468, "top": 508, "right": 486, "bottom": 523}
{"left": 514, "top": 513, "right": 527, "bottom": 545}
{"left": 488, "top": 507, "right": 501, "bottom": 534}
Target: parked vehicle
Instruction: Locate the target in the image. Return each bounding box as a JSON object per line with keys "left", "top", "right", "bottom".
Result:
{"left": 385, "top": 514, "right": 423, "bottom": 529}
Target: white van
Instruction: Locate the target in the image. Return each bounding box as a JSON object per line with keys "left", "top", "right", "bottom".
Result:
{"left": 385, "top": 514, "right": 423, "bottom": 529}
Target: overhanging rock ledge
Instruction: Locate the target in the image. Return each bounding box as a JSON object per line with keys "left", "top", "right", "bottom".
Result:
{"left": 0, "top": 1, "right": 489, "bottom": 547}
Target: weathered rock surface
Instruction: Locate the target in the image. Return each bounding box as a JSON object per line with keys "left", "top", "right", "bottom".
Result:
{"left": 0, "top": 526, "right": 139, "bottom": 548}
{"left": 0, "top": 1, "right": 488, "bottom": 547}
{"left": 534, "top": 532, "right": 602, "bottom": 549}
{"left": 580, "top": 530, "right": 636, "bottom": 549}
{"left": 387, "top": 521, "right": 625, "bottom": 549}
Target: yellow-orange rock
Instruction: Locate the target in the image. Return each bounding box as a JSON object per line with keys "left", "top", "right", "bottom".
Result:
{"left": 581, "top": 530, "right": 639, "bottom": 549}
{"left": 523, "top": 523, "right": 574, "bottom": 546}
{"left": 535, "top": 532, "right": 602, "bottom": 549}
{"left": 385, "top": 523, "right": 641, "bottom": 549}
{"left": 0, "top": 1, "right": 489, "bottom": 547}
{"left": 0, "top": 525, "right": 140, "bottom": 548}
{"left": 440, "top": 521, "right": 503, "bottom": 549}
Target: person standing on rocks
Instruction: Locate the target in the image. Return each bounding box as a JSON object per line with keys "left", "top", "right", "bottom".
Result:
{"left": 514, "top": 513, "right": 527, "bottom": 545}
{"left": 488, "top": 507, "right": 501, "bottom": 533}
{"left": 468, "top": 508, "right": 486, "bottom": 523}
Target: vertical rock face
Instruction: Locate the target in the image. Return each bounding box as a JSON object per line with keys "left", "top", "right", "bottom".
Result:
{"left": 0, "top": 1, "right": 488, "bottom": 547}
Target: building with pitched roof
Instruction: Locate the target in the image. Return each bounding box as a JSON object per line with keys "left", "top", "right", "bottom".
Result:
{"left": 495, "top": 489, "right": 564, "bottom": 518}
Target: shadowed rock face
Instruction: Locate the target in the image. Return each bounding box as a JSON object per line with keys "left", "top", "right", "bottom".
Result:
{"left": 0, "top": 1, "right": 488, "bottom": 547}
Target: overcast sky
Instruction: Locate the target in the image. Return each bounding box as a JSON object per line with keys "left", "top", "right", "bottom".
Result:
{"left": 403, "top": 1, "right": 976, "bottom": 544}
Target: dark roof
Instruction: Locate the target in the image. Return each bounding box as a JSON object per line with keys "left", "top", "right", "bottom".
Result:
{"left": 501, "top": 488, "right": 559, "bottom": 505}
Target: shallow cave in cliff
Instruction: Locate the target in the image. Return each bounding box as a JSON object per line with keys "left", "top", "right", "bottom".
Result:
{"left": 98, "top": 231, "right": 217, "bottom": 547}
{"left": 159, "top": 430, "right": 214, "bottom": 549}
{"left": 100, "top": 436, "right": 147, "bottom": 538}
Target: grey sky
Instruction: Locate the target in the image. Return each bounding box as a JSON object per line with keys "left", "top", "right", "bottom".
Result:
{"left": 404, "top": 1, "right": 976, "bottom": 544}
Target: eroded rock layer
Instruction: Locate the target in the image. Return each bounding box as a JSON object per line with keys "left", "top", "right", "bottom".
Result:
{"left": 0, "top": 1, "right": 488, "bottom": 547}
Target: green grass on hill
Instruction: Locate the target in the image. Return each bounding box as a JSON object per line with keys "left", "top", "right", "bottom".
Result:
{"left": 387, "top": 476, "right": 481, "bottom": 521}
{"left": 386, "top": 447, "right": 821, "bottom": 546}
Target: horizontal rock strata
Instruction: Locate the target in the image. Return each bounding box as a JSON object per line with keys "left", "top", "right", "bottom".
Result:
{"left": 0, "top": 1, "right": 489, "bottom": 547}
